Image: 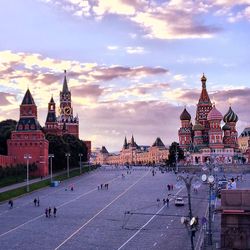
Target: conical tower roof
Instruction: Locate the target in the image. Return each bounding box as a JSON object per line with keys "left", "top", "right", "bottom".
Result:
{"left": 123, "top": 136, "right": 128, "bottom": 149}
{"left": 21, "top": 89, "right": 35, "bottom": 105}
{"left": 152, "top": 137, "right": 165, "bottom": 147}
{"left": 49, "top": 95, "right": 55, "bottom": 103}
{"left": 62, "top": 70, "right": 69, "bottom": 93}
{"left": 223, "top": 106, "right": 238, "bottom": 123}
{"left": 198, "top": 73, "right": 211, "bottom": 105}
{"left": 100, "top": 146, "right": 109, "bottom": 154}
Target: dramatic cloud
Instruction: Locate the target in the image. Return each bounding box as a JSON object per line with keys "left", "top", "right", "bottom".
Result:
{"left": 91, "top": 66, "right": 167, "bottom": 81}
{"left": 41, "top": 0, "right": 224, "bottom": 39}
{"left": 0, "top": 92, "right": 16, "bottom": 106}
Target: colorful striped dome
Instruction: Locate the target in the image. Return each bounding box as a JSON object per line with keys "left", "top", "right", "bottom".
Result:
{"left": 222, "top": 123, "right": 230, "bottom": 130}
{"left": 223, "top": 107, "right": 238, "bottom": 123}
{"left": 207, "top": 105, "right": 223, "bottom": 121}
{"left": 180, "top": 108, "right": 191, "bottom": 121}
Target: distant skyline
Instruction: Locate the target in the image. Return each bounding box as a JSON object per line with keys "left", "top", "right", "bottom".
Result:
{"left": 0, "top": 0, "right": 250, "bottom": 151}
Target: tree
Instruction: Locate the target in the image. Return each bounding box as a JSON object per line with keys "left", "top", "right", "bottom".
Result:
{"left": 166, "top": 142, "right": 184, "bottom": 166}
{"left": 0, "top": 119, "right": 17, "bottom": 155}
{"left": 46, "top": 134, "right": 88, "bottom": 171}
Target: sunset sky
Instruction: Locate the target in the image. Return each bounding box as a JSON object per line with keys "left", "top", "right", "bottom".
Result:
{"left": 0, "top": 0, "right": 250, "bottom": 151}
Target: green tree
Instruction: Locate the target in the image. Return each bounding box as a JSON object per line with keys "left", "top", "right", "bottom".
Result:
{"left": 46, "top": 134, "right": 88, "bottom": 171}
{"left": 166, "top": 142, "right": 184, "bottom": 166}
{"left": 0, "top": 119, "right": 17, "bottom": 155}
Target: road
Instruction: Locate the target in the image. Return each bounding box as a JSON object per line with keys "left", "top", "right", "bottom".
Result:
{"left": 0, "top": 166, "right": 214, "bottom": 250}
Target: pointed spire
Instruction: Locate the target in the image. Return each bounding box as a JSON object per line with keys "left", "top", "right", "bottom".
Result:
{"left": 198, "top": 73, "right": 211, "bottom": 104}
{"left": 131, "top": 134, "right": 135, "bottom": 145}
{"left": 21, "top": 89, "right": 36, "bottom": 105}
{"left": 123, "top": 136, "right": 128, "bottom": 149}
{"left": 62, "top": 70, "right": 69, "bottom": 93}
{"left": 49, "top": 95, "right": 55, "bottom": 103}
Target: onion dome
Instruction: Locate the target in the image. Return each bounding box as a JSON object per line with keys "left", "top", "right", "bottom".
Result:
{"left": 201, "top": 73, "right": 207, "bottom": 82}
{"left": 222, "top": 123, "right": 230, "bottom": 130}
{"left": 223, "top": 106, "right": 238, "bottom": 123}
{"left": 207, "top": 105, "right": 223, "bottom": 121}
{"left": 193, "top": 119, "right": 205, "bottom": 131}
{"left": 180, "top": 108, "right": 191, "bottom": 121}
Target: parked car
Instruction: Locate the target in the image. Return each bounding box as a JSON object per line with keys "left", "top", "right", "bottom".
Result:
{"left": 175, "top": 197, "right": 184, "bottom": 206}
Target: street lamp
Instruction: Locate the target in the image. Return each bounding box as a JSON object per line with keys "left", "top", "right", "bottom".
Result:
{"left": 78, "top": 153, "right": 83, "bottom": 174}
{"left": 24, "top": 154, "right": 32, "bottom": 192}
{"left": 176, "top": 174, "right": 201, "bottom": 250}
{"left": 65, "top": 153, "right": 71, "bottom": 178}
{"left": 201, "top": 157, "right": 219, "bottom": 246}
{"left": 48, "top": 154, "right": 54, "bottom": 183}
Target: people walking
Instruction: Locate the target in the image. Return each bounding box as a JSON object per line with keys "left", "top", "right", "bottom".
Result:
{"left": 37, "top": 197, "right": 40, "bottom": 206}
{"left": 156, "top": 198, "right": 160, "bottom": 207}
{"left": 166, "top": 198, "right": 169, "bottom": 207}
{"left": 34, "top": 198, "right": 37, "bottom": 206}
{"left": 48, "top": 207, "right": 51, "bottom": 217}
{"left": 8, "top": 200, "right": 13, "bottom": 209}
{"left": 53, "top": 207, "right": 57, "bottom": 217}
{"left": 45, "top": 208, "right": 48, "bottom": 218}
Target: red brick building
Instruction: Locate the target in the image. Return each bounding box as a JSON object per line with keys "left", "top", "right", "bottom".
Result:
{"left": 7, "top": 89, "right": 49, "bottom": 176}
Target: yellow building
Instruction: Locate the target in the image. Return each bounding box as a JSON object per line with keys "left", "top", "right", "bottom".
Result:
{"left": 94, "top": 136, "right": 169, "bottom": 165}
{"left": 238, "top": 127, "right": 250, "bottom": 153}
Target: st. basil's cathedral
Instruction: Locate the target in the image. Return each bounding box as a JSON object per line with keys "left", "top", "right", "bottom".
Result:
{"left": 178, "top": 74, "right": 240, "bottom": 164}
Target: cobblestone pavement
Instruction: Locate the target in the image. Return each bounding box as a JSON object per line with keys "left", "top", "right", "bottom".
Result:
{"left": 1, "top": 167, "right": 246, "bottom": 250}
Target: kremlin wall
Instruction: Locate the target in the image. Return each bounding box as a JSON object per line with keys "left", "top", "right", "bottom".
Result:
{"left": 0, "top": 71, "right": 91, "bottom": 176}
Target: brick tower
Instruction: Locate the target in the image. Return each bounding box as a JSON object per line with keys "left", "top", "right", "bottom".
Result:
{"left": 196, "top": 74, "right": 213, "bottom": 145}
{"left": 57, "top": 70, "right": 79, "bottom": 138}
{"left": 7, "top": 89, "right": 49, "bottom": 176}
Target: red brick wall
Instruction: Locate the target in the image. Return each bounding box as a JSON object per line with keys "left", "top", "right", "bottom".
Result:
{"left": 0, "top": 155, "right": 16, "bottom": 167}
{"left": 7, "top": 130, "right": 49, "bottom": 177}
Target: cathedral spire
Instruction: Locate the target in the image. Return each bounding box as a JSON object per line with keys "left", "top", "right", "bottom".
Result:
{"left": 62, "top": 70, "right": 69, "bottom": 93}
{"left": 198, "top": 73, "right": 211, "bottom": 104}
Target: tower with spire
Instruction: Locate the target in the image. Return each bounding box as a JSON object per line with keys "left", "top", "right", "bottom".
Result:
{"left": 44, "top": 71, "right": 79, "bottom": 138}
{"left": 8, "top": 89, "right": 49, "bottom": 176}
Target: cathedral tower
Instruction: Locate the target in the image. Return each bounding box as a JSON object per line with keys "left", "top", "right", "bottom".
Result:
{"left": 196, "top": 74, "right": 213, "bottom": 145}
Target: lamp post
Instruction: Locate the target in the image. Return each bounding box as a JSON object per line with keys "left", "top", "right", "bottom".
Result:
{"left": 78, "top": 153, "right": 83, "bottom": 174}
{"left": 48, "top": 154, "right": 54, "bottom": 183}
{"left": 65, "top": 153, "right": 71, "bottom": 178}
{"left": 201, "top": 158, "right": 219, "bottom": 246}
{"left": 176, "top": 174, "right": 201, "bottom": 250}
{"left": 175, "top": 144, "right": 178, "bottom": 173}
{"left": 24, "top": 154, "right": 32, "bottom": 192}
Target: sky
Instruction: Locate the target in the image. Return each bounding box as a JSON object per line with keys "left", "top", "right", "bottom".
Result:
{"left": 0, "top": 0, "right": 250, "bottom": 152}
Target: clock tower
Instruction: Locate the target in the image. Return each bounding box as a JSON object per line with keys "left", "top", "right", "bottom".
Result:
{"left": 44, "top": 70, "right": 79, "bottom": 138}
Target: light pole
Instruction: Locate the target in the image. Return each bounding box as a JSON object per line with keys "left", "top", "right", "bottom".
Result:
{"left": 24, "top": 154, "right": 32, "bottom": 192}
{"left": 48, "top": 154, "right": 54, "bottom": 183}
{"left": 78, "top": 153, "right": 83, "bottom": 174}
{"left": 65, "top": 153, "right": 71, "bottom": 178}
{"left": 201, "top": 158, "right": 219, "bottom": 246}
{"left": 176, "top": 174, "right": 201, "bottom": 250}
{"left": 175, "top": 144, "right": 178, "bottom": 173}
